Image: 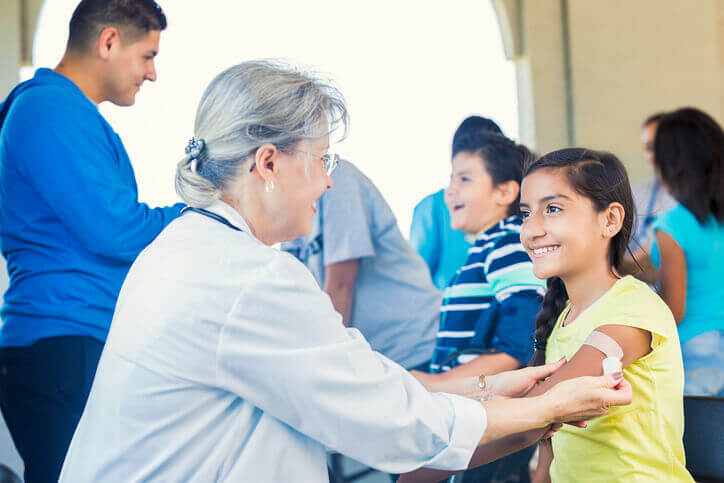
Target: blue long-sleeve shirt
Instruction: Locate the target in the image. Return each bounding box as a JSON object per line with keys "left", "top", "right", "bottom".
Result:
{"left": 0, "top": 68, "right": 183, "bottom": 347}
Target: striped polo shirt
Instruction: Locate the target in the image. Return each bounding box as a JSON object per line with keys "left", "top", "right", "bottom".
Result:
{"left": 429, "top": 216, "right": 545, "bottom": 373}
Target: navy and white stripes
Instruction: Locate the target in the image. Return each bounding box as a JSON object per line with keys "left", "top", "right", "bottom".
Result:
{"left": 429, "top": 216, "right": 545, "bottom": 373}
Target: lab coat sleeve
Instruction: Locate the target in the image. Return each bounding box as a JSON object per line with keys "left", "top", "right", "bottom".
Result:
{"left": 215, "top": 252, "right": 486, "bottom": 473}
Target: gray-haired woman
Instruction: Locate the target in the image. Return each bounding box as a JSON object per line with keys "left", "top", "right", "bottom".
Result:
{"left": 59, "top": 60, "right": 631, "bottom": 482}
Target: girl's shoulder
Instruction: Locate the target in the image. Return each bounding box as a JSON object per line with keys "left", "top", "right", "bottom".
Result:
{"left": 588, "top": 276, "right": 677, "bottom": 342}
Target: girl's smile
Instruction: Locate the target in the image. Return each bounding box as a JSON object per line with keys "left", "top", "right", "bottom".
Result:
{"left": 529, "top": 244, "right": 560, "bottom": 258}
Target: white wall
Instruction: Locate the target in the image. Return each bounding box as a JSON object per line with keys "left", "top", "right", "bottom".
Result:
{"left": 0, "top": 0, "right": 20, "bottom": 469}
{"left": 33, "top": 0, "right": 519, "bottom": 235}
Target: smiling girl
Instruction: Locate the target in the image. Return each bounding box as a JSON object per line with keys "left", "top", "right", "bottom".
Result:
{"left": 519, "top": 148, "right": 692, "bottom": 482}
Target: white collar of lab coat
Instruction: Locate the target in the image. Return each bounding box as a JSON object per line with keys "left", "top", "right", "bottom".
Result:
{"left": 204, "top": 200, "right": 256, "bottom": 238}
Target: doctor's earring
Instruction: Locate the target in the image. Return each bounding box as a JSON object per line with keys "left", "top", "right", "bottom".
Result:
{"left": 265, "top": 180, "right": 275, "bottom": 193}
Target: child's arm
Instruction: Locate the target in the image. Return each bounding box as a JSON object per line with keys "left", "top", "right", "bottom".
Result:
{"left": 399, "top": 324, "right": 649, "bottom": 482}
{"left": 397, "top": 432, "right": 552, "bottom": 483}
{"left": 412, "top": 291, "right": 541, "bottom": 383}
{"left": 532, "top": 439, "right": 553, "bottom": 483}
{"left": 655, "top": 230, "right": 687, "bottom": 323}
{"left": 412, "top": 353, "right": 521, "bottom": 385}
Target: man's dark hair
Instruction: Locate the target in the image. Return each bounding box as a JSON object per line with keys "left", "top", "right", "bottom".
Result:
{"left": 67, "top": 0, "right": 167, "bottom": 52}
{"left": 451, "top": 116, "right": 504, "bottom": 158}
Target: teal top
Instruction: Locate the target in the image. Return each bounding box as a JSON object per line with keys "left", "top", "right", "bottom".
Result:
{"left": 409, "top": 189, "right": 472, "bottom": 290}
{"left": 651, "top": 203, "right": 724, "bottom": 343}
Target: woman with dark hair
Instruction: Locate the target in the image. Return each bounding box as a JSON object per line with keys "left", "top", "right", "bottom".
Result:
{"left": 631, "top": 112, "right": 676, "bottom": 250}
{"left": 651, "top": 107, "right": 724, "bottom": 396}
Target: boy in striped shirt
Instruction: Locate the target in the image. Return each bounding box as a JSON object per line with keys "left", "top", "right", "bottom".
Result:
{"left": 410, "top": 133, "right": 544, "bottom": 482}
{"left": 429, "top": 216, "right": 544, "bottom": 374}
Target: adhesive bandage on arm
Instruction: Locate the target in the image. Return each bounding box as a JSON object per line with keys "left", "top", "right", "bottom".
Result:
{"left": 583, "top": 330, "right": 624, "bottom": 374}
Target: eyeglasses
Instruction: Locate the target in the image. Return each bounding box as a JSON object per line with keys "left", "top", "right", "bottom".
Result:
{"left": 249, "top": 150, "right": 342, "bottom": 176}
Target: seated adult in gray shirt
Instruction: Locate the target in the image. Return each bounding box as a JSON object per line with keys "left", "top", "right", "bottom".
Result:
{"left": 281, "top": 160, "right": 440, "bottom": 369}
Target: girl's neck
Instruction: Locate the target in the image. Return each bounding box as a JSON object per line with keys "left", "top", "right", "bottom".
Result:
{"left": 561, "top": 262, "right": 619, "bottom": 324}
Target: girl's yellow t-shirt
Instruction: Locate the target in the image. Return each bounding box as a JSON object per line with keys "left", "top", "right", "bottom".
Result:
{"left": 545, "top": 276, "right": 693, "bottom": 482}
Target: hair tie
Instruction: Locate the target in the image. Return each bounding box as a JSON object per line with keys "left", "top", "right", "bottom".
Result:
{"left": 185, "top": 137, "right": 206, "bottom": 159}
{"left": 534, "top": 339, "right": 547, "bottom": 351}
{"left": 185, "top": 137, "right": 205, "bottom": 174}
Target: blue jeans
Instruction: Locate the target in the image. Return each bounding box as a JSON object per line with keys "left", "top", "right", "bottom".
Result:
{"left": 681, "top": 330, "right": 724, "bottom": 397}
{"left": 451, "top": 445, "right": 534, "bottom": 483}
{"left": 0, "top": 336, "right": 103, "bottom": 483}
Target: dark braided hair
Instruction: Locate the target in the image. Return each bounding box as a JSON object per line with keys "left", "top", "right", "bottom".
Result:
{"left": 525, "top": 148, "right": 635, "bottom": 366}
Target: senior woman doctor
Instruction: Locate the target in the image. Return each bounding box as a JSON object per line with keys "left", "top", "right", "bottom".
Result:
{"left": 60, "top": 61, "right": 631, "bottom": 482}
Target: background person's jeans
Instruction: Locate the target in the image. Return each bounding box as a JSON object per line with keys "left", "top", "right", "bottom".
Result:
{"left": 0, "top": 336, "right": 103, "bottom": 483}
{"left": 453, "top": 445, "right": 534, "bottom": 483}
{"left": 681, "top": 330, "right": 724, "bottom": 397}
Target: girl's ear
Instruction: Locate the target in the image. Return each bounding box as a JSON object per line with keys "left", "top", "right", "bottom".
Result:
{"left": 600, "top": 202, "right": 625, "bottom": 239}
{"left": 495, "top": 180, "right": 520, "bottom": 209}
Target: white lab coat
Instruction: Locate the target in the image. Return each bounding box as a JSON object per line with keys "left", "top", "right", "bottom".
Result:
{"left": 60, "top": 201, "right": 486, "bottom": 482}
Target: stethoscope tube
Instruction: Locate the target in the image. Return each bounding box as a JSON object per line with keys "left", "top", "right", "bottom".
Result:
{"left": 181, "top": 206, "right": 243, "bottom": 232}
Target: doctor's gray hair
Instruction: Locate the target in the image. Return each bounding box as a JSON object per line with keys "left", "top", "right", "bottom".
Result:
{"left": 175, "top": 60, "right": 349, "bottom": 207}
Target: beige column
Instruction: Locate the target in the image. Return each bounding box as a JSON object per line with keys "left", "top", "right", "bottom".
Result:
{"left": 0, "top": 1, "right": 22, "bottom": 97}
{"left": 493, "top": 0, "right": 570, "bottom": 154}
{"left": 493, "top": 0, "right": 724, "bottom": 182}
{"left": 566, "top": 0, "right": 723, "bottom": 181}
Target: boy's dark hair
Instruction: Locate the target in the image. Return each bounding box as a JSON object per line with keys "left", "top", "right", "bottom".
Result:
{"left": 523, "top": 148, "right": 635, "bottom": 366}
{"left": 452, "top": 116, "right": 503, "bottom": 158}
{"left": 642, "top": 111, "right": 667, "bottom": 128}
{"left": 453, "top": 132, "right": 533, "bottom": 216}
{"left": 653, "top": 107, "right": 724, "bottom": 223}
{"left": 67, "top": 0, "right": 167, "bottom": 52}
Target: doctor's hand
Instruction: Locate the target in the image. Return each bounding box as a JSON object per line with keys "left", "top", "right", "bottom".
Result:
{"left": 484, "top": 358, "right": 567, "bottom": 399}
{"left": 542, "top": 373, "right": 633, "bottom": 424}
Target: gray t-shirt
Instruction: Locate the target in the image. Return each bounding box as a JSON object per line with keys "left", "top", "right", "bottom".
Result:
{"left": 281, "top": 161, "right": 441, "bottom": 369}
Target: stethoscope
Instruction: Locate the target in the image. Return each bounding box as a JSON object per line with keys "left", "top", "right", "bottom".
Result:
{"left": 181, "top": 206, "right": 243, "bottom": 232}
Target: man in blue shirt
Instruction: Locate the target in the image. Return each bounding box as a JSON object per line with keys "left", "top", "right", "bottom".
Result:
{"left": 0, "top": 1, "right": 182, "bottom": 480}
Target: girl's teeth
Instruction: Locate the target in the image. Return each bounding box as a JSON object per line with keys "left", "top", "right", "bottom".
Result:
{"left": 533, "top": 246, "right": 559, "bottom": 255}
